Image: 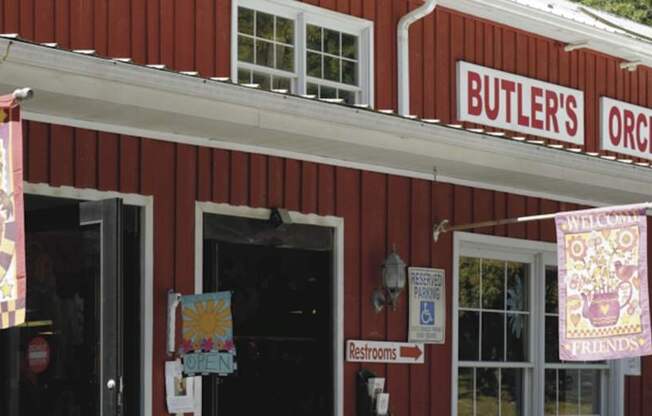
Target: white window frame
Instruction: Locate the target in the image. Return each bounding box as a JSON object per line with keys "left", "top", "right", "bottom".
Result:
{"left": 193, "top": 201, "right": 344, "bottom": 416}
{"left": 231, "top": 0, "right": 374, "bottom": 107}
{"left": 452, "top": 232, "right": 625, "bottom": 416}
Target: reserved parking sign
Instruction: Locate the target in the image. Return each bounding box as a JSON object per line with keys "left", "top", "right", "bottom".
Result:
{"left": 408, "top": 268, "right": 445, "bottom": 344}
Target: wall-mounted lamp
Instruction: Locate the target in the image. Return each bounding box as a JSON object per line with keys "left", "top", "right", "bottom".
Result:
{"left": 372, "top": 247, "right": 407, "bottom": 313}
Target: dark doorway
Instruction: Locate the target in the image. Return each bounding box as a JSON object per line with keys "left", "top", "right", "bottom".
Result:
{"left": 0, "top": 195, "right": 141, "bottom": 416}
{"left": 202, "top": 213, "right": 334, "bottom": 416}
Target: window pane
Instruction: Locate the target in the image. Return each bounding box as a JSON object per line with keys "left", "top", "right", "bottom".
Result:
{"left": 481, "top": 312, "right": 504, "bottom": 361}
{"left": 544, "top": 369, "right": 557, "bottom": 416}
{"left": 580, "top": 370, "right": 601, "bottom": 415}
{"left": 506, "top": 313, "right": 528, "bottom": 362}
{"left": 460, "top": 257, "right": 480, "bottom": 308}
{"left": 307, "top": 25, "right": 322, "bottom": 51}
{"left": 558, "top": 369, "right": 579, "bottom": 415}
{"left": 276, "top": 45, "right": 294, "bottom": 72}
{"left": 477, "top": 369, "right": 499, "bottom": 415}
{"left": 238, "top": 68, "right": 251, "bottom": 84}
{"left": 307, "top": 52, "right": 322, "bottom": 78}
{"left": 306, "top": 83, "right": 318, "bottom": 96}
{"left": 458, "top": 368, "right": 474, "bottom": 416}
{"left": 252, "top": 72, "right": 271, "bottom": 90}
{"left": 238, "top": 7, "right": 254, "bottom": 35}
{"left": 458, "top": 311, "right": 479, "bottom": 361}
{"left": 272, "top": 77, "right": 291, "bottom": 91}
{"left": 501, "top": 369, "right": 524, "bottom": 416}
{"left": 507, "top": 262, "right": 528, "bottom": 311}
{"left": 276, "top": 16, "right": 294, "bottom": 44}
{"left": 545, "top": 315, "right": 560, "bottom": 363}
{"left": 238, "top": 35, "right": 254, "bottom": 63}
{"left": 323, "top": 55, "right": 340, "bottom": 82}
{"left": 342, "top": 60, "right": 358, "bottom": 86}
{"left": 321, "top": 85, "right": 337, "bottom": 99}
{"left": 546, "top": 266, "right": 558, "bottom": 314}
{"left": 256, "top": 11, "right": 274, "bottom": 40}
{"left": 338, "top": 89, "right": 356, "bottom": 105}
{"left": 255, "top": 39, "right": 274, "bottom": 68}
{"left": 324, "top": 28, "right": 340, "bottom": 55}
{"left": 342, "top": 33, "right": 358, "bottom": 59}
{"left": 482, "top": 259, "right": 505, "bottom": 310}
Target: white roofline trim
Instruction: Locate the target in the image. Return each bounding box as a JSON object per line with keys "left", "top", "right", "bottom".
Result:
{"left": 2, "top": 38, "right": 652, "bottom": 207}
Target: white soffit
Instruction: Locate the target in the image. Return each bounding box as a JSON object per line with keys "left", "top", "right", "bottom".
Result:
{"left": 1, "top": 38, "right": 652, "bottom": 206}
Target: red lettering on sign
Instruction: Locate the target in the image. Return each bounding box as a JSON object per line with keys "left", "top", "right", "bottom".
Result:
{"left": 484, "top": 75, "right": 500, "bottom": 120}
{"left": 517, "top": 84, "right": 529, "bottom": 127}
{"left": 565, "top": 95, "right": 578, "bottom": 136}
{"left": 609, "top": 106, "right": 622, "bottom": 146}
{"left": 468, "top": 71, "right": 482, "bottom": 116}
{"left": 501, "top": 79, "right": 516, "bottom": 123}
{"left": 636, "top": 113, "right": 648, "bottom": 152}
{"left": 545, "top": 90, "right": 560, "bottom": 133}
{"left": 624, "top": 110, "right": 635, "bottom": 149}
{"left": 531, "top": 87, "right": 544, "bottom": 130}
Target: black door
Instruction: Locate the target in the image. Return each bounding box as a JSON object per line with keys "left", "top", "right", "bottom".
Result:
{"left": 0, "top": 196, "right": 124, "bottom": 416}
{"left": 80, "top": 199, "right": 124, "bottom": 416}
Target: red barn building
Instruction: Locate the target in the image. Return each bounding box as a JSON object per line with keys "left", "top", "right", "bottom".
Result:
{"left": 0, "top": 0, "right": 651, "bottom": 415}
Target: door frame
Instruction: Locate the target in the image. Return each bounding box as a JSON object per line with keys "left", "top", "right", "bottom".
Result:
{"left": 24, "top": 182, "right": 154, "bottom": 416}
{"left": 194, "top": 201, "right": 345, "bottom": 416}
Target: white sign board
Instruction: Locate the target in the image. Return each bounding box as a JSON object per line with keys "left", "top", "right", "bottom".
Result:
{"left": 623, "top": 357, "right": 642, "bottom": 376}
{"left": 600, "top": 97, "right": 652, "bottom": 161}
{"left": 457, "top": 61, "right": 584, "bottom": 145}
{"left": 346, "top": 340, "right": 425, "bottom": 364}
{"left": 408, "top": 267, "right": 445, "bottom": 344}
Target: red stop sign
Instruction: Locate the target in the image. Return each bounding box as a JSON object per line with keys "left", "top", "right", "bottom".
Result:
{"left": 27, "top": 336, "right": 50, "bottom": 374}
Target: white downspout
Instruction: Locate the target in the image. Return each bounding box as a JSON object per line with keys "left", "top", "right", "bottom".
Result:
{"left": 397, "top": 0, "right": 438, "bottom": 116}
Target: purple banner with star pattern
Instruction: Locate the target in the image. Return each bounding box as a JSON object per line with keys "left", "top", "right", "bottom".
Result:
{"left": 0, "top": 95, "right": 25, "bottom": 330}
{"left": 556, "top": 204, "right": 652, "bottom": 361}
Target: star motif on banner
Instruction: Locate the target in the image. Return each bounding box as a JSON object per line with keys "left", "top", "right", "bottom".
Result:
{"left": 0, "top": 280, "right": 12, "bottom": 299}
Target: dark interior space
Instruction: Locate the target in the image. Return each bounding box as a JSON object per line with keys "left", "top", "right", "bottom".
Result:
{"left": 203, "top": 213, "right": 334, "bottom": 416}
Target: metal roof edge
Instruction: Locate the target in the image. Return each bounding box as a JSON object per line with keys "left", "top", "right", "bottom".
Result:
{"left": 440, "top": 0, "right": 652, "bottom": 69}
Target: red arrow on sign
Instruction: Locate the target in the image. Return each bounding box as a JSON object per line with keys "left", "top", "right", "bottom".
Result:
{"left": 400, "top": 345, "right": 423, "bottom": 360}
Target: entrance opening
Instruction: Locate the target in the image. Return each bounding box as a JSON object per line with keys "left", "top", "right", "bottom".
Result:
{"left": 0, "top": 195, "right": 141, "bottom": 416}
{"left": 202, "top": 213, "right": 334, "bottom": 416}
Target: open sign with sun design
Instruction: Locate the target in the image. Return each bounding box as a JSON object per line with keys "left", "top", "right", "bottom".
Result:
{"left": 181, "top": 292, "right": 235, "bottom": 355}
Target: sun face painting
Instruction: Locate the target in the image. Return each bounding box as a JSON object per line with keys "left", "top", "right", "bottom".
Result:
{"left": 181, "top": 292, "right": 235, "bottom": 354}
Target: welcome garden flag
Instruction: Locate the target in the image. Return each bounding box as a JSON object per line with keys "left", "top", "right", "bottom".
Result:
{"left": 0, "top": 95, "right": 25, "bottom": 329}
{"left": 556, "top": 205, "right": 652, "bottom": 361}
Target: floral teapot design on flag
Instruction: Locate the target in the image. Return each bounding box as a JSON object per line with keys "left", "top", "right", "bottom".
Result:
{"left": 567, "top": 230, "right": 636, "bottom": 328}
{"left": 556, "top": 206, "right": 652, "bottom": 361}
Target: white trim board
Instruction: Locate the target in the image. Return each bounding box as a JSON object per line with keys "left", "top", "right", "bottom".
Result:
{"left": 24, "top": 182, "right": 154, "bottom": 416}
{"left": 21, "top": 112, "right": 649, "bottom": 210}
{"left": 193, "top": 201, "right": 344, "bottom": 416}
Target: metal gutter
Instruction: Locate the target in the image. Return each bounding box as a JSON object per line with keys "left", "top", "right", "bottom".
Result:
{"left": 397, "top": 0, "right": 438, "bottom": 117}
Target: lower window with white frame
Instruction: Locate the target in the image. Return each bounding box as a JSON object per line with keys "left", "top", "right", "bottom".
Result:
{"left": 454, "top": 234, "right": 612, "bottom": 416}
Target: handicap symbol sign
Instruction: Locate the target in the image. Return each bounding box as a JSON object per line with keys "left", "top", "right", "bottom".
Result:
{"left": 420, "top": 301, "right": 435, "bottom": 325}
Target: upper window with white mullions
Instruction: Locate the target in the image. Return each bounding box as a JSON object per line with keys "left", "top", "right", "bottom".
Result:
{"left": 232, "top": 0, "right": 374, "bottom": 106}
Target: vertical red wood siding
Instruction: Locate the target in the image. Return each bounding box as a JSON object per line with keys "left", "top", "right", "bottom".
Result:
{"left": 22, "top": 120, "right": 632, "bottom": 416}
{"left": 4, "top": 1, "right": 652, "bottom": 415}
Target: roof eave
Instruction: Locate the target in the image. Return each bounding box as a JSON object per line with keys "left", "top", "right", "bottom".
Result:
{"left": 1, "top": 38, "right": 652, "bottom": 206}
{"left": 441, "top": 0, "right": 652, "bottom": 69}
